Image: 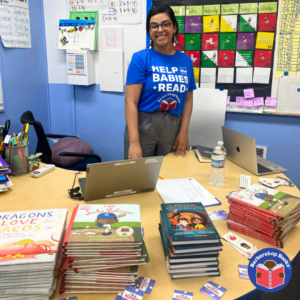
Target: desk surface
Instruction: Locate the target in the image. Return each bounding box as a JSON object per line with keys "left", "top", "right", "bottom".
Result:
{"left": 2, "top": 151, "right": 299, "bottom": 300}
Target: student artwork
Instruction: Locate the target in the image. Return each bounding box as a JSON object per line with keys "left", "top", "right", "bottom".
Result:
{"left": 203, "top": 15, "right": 219, "bottom": 32}
{"left": 218, "top": 51, "right": 235, "bottom": 67}
{"left": 254, "top": 50, "right": 272, "bottom": 67}
{"left": 237, "top": 33, "right": 255, "bottom": 50}
{"left": 258, "top": 13, "right": 277, "bottom": 31}
{"left": 202, "top": 34, "right": 219, "bottom": 50}
{"left": 58, "top": 20, "right": 96, "bottom": 50}
{"left": 202, "top": 51, "right": 218, "bottom": 67}
{"left": 221, "top": 4, "right": 239, "bottom": 15}
{"left": 219, "top": 33, "right": 236, "bottom": 50}
{"left": 239, "top": 14, "right": 257, "bottom": 31}
{"left": 185, "top": 34, "right": 201, "bottom": 50}
{"left": 235, "top": 50, "right": 253, "bottom": 67}
{"left": 220, "top": 15, "right": 237, "bottom": 32}
{"left": 240, "top": 3, "right": 258, "bottom": 14}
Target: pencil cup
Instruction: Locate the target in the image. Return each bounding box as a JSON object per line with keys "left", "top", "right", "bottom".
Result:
{"left": 5, "top": 143, "right": 30, "bottom": 176}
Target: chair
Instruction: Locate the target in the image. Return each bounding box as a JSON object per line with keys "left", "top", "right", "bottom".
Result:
{"left": 20, "top": 111, "right": 101, "bottom": 171}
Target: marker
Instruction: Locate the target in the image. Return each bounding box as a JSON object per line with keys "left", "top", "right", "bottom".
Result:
{"left": 13, "top": 132, "right": 20, "bottom": 147}
{"left": 25, "top": 123, "right": 29, "bottom": 133}
{"left": 159, "top": 176, "right": 164, "bottom": 180}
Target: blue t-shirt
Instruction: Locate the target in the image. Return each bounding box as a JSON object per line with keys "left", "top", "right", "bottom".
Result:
{"left": 126, "top": 48, "right": 197, "bottom": 116}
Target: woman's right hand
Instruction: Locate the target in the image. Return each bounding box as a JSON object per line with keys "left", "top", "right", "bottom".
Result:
{"left": 128, "top": 142, "right": 143, "bottom": 159}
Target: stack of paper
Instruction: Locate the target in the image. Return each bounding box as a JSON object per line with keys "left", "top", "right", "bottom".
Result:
{"left": 60, "top": 204, "right": 150, "bottom": 295}
{"left": 0, "top": 156, "right": 12, "bottom": 192}
{"left": 0, "top": 209, "right": 68, "bottom": 298}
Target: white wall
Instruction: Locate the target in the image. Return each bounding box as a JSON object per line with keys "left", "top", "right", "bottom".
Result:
{"left": 43, "top": 0, "right": 147, "bottom": 84}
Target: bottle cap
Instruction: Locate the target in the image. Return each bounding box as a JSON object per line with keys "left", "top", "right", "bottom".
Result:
{"left": 215, "top": 146, "right": 221, "bottom": 150}
{"left": 219, "top": 86, "right": 224, "bottom": 91}
{"left": 284, "top": 71, "right": 288, "bottom": 76}
{"left": 218, "top": 141, "right": 224, "bottom": 145}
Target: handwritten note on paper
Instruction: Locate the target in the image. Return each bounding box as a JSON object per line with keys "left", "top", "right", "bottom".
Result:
{"left": 243, "top": 88, "right": 254, "bottom": 98}
{"left": 0, "top": 0, "right": 31, "bottom": 48}
{"left": 236, "top": 97, "right": 245, "bottom": 106}
{"left": 254, "top": 97, "right": 264, "bottom": 106}
{"left": 265, "top": 97, "right": 277, "bottom": 106}
{"left": 70, "top": 0, "right": 109, "bottom": 12}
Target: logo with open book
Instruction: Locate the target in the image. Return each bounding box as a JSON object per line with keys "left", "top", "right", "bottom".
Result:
{"left": 159, "top": 98, "right": 177, "bottom": 111}
{"left": 248, "top": 248, "right": 292, "bottom": 292}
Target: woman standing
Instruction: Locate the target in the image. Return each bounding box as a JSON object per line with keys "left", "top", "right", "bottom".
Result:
{"left": 125, "top": 6, "right": 196, "bottom": 159}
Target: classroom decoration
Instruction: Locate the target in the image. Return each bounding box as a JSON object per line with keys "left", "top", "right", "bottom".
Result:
{"left": 153, "top": 0, "right": 278, "bottom": 100}
{"left": 0, "top": 0, "right": 31, "bottom": 48}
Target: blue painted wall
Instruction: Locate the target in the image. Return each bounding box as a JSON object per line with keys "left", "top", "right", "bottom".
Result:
{"left": 0, "top": 0, "right": 49, "bottom": 156}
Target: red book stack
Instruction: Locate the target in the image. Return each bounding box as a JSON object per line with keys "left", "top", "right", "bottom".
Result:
{"left": 227, "top": 184, "right": 300, "bottom": 248}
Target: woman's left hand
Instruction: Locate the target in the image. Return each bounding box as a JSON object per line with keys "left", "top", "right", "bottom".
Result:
{"left": 173, "top": 131, "right": 189, "bottom": 157}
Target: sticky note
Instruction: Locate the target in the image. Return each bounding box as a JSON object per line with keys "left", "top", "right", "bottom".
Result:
{"left": 171, "top": 6, "right": 185, "bottom": 16}
{"left": 265, "top": 97, "right": 277, "bottom": 106}
{"left": 173, "top": 290, "right": 193, "bottom": 300}
{"left": 200, "top": 281, "right": 227, "bottom": 300}
{"left": 236, "top": 97, "right": 245, "bottom": 106}
{"left": 226, "top": 96, "right": 230, "bottom": 104}
{"left": 243, "top": 98, "right": 254, "bottom": 107}
{"left": 259, "top": 2, "right": 277, "bottom": 13}
{"left": 221, "top": 4, "right": 239, "bottom": 15}
{"left": 244, "top": 88, "right": 254, "bottom": 98}
{"left": 137, "top": 277, "right": 156, "bottom": 294}
{"left": 203, "top": 15, "right": 219, "bottom": 32}
{"left": 256, "top": 32, "right": 275, "bottom": 50}
{"left": 186, "top": 6, "right": 203, "bottom": 16}
{"left": 238, "top": 265, "right": 249, "bottom": 279}
{"left": 254, "top": 97, "right": 264, "bottom": 106}
{"left": 203, "top": 5, "right": 220, "bottom": 15}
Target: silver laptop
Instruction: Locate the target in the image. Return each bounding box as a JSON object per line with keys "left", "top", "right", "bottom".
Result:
{"left": 222, "top": 127, "right": 287, "bottom": 175}
{"left": 79, "top": 157, "right": 163, "bottom": 201}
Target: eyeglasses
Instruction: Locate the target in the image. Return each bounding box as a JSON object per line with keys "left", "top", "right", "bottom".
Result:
{"left": 68, "top": 171, "right": 84, "bottom": 200}
{"left": 149, "top": 21, "right": 173, "bottom": 31}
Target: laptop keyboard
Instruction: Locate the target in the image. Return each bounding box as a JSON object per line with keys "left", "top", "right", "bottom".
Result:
{"left": 257, "top": 163, "right": 272, "bottom": 174}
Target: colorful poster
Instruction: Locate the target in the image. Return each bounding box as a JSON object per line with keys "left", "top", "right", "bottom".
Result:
{"left": 202, "top": 34, "right": 219, "bottom": 50}
{"left": 218, "top": 51, "right": 235, "bottom": 67}
{"left": 259, "top": 3, "right": 277, "bottom": 13}
{"left": 194, "top": 67, "right": 200, "bottom": 83}
{"left": 258, "top": 13, "right": 277, "bottom": 31}
{"left": 203, "top": 5, "right": 221, "bottom": 15}
{"left": 176, "top": 16, "right": 185, "bottom": 34}
{"left": 256, "top": 32, "right": 274, "bottom": 49}
{"left": 202, "top": 51, "right": 218, "bottom": 67}
{"left": 171, "top": 6, "right": 185, "bottom": 16}
{"left": 221, "top": 4, "right": 239, "bottom": 15}
{"left": 186, "top": 51, "right": 200, "bottom": 67}
{"left": 219, "top": 33, "right": 237, "bottom": 50}
{"left": 185, "top": 34, "right": 201, "bottom": 50}
{"left": 186, "top": 6, "right": 203, "bottom": 16}
{"left": 239, "top": 3, "right": 258, "bottom": 14}
{"left": 235, "top": 50, "right": 253, "bottom": 66}
{"left": 185, "top": 16, "right": 202, "bottom": 33}
{"left": 203, "top": 15, "right": 220, "bottom": 32}
{"left": 237, "top": 33, "right": 255, "bottom": 50}
{"left": 220, "top": 15, "right": 237, "bottom": 32}
{"left": 239, "top": 14, "right": 257, "bottom": 32}
{"left": 174, "top": 34, "right": 185, "bottom": 51}
{"left": 254, "top": 50, "right": 272, "bottom": 67}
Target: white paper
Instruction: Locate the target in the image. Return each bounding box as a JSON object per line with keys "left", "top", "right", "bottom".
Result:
{"left": 200, "top": 82, "right": 215, "bottom": 89}
{"left": 69, "top": 0, "right": 109, "bottom": 12}
{"left": 236, "top": 68, "right": 253, "bottom": 83}
{"left": 99, "top": 50, "right": 124, "bottom": 92}
{"left": 156, "top": 178, "right": 220, "bottom": 206}
{"left": 218, "top": 68, "right": 234, "bottom": 83}
{"left": 253, "top": 67, "right": 271, "bottom": 84}
{"left": 200, "top": 68, "right": 216, "bottom": 83}
{"left": 99, "top": 27, "right": 123, "bottom": 50}
{"left": 100, "top": 0, "right": 142, "bottom": 25}
{"left": 67, "top": 53, "right": 86, "bottom": 76}
{"left": 189, "top": 87, "right": 227, "bottom": 147}
{"left": 226, "top": 101, "right": 263, "bottom": 113}
{"left": 0, "top": 0, "right": 31, "bottom": 48}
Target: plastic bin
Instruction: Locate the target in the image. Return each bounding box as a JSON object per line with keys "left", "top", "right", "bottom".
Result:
{"left": 5, "top": 143, "right": 30, "bottom": 176}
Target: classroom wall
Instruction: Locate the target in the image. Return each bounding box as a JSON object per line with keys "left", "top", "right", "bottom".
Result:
{"left": 0, "top": 0, "right": 50, "bottom": 156}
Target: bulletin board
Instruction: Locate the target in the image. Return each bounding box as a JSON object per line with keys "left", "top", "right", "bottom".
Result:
{"left": 152, "top": 0, "right": 278, "bottom": 100}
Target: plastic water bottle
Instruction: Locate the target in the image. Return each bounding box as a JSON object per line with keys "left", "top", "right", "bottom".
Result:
{"left": 211, "top": 146, "right": 226, "bottom": 187}
{"left": 218, "top": 141, "right": 227, "bottom": 155}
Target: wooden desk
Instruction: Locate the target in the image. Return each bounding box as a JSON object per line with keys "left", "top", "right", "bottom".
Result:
{"left": 2, "top": 151, "right": 299, "bottom": 300}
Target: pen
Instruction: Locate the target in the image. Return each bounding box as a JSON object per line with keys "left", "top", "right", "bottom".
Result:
{"left": 13, "top": 132, "right": 20, "bottom": 147}
{"left": 159, "top": 176, "right": 164, "bottom": 180}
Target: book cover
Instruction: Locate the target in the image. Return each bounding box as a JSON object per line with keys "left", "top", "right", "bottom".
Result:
{"left": 196, "top": 145, "right": 213, "bottom": 158}
{"left": 228, "top": 184, "right": 300, "bottom": 219}
{"left": 0, "top": 209, "right": 67, "bottom": 265}
{"left": 256, "top": 263, "right": 284, "bottom": 288}
{"left": 161, "top": 203, "right": 220, "bottom": 244}
{"left": 66, "top": 204, "right": 142, "bottom": 244}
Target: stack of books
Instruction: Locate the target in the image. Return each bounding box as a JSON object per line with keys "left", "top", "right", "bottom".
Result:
{"left": 227, "top": 184, "right": 300, "bottom": 248}
{"left": 159, "top": 203, "right": 222, "bottom": 279}
{"left": 60, "top": 204, "right": 149, "bottom": 295}
{"left": 0, "top": 209, "right": 68, "bottom": 299}
{"left": 0, "top": 156, "right": 12, "bottom": 192}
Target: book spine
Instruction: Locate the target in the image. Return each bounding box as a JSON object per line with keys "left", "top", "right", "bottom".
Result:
{"left": 63, "top": 205, "right": 79, "bottom": 248}
{"left": 228, "top": 197, "right": 282, "bottom": 219}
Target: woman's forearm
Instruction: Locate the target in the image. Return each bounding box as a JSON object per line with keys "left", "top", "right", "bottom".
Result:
{"left": 179, "top": 91, "right": 193, "bottom": 133}
{"left": 125, "top": 101, "right": 140, "bottom": 144}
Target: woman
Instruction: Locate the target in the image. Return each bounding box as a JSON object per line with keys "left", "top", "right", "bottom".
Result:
{"left": 124, "top": 6, "right": 197, "bottom": 159}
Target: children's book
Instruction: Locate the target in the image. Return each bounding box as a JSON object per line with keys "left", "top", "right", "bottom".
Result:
{"left": 58, "top": 20, "right": 96, "bottom": 50}
{"left": 161, "top": 203, "right": 220, "bottom": 245}
{"left": 227, "top": 184, "right": 300, "bottom": 219}
{"left": 0, "top": 209, "right": 68, "bottom": 266}
{"left": 64, "top": 205, "right": 142, "bottom": 246}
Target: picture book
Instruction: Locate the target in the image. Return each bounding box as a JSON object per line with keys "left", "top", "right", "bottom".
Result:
{"left": 58, "top": 20, "right": 96, "bottom": 50}
{"left": 161, "top": 203, "right": 220, "bottom": 245}
{"left": 69, "top": 11, "right": 98, "bottom": 50}
{"left": 64, "top": 205, "right": 142, "bottom": 245}
{"left": 227, "top": 184, "right": 300, "bottom": 218}
{"left": 0, "top": 209, "right": 68, "bottom": 266}
{"left": 256, "top": 263, "right": 284, "bottom": 288}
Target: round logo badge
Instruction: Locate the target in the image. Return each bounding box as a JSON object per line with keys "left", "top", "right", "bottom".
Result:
{"left": 248, "top": 248, "right": 292, "bottom": 292}
{"left": 116, "top": 226, "right": 134, "bottom": 237}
